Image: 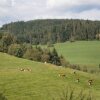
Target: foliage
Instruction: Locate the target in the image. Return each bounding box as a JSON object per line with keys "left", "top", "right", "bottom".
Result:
{"left": 47, "top": 42, "right": 54, "bottom": 47}
{"left": 23, "top": 48, "right": 35, "bottom": 60}
{"left": 53, "top": 41, "right": 100, "bottom": 71}
{"left": 23, "top": 47, "right": 65, "bottom": 66}
{"left": 41, "top": 48, "right": 50, "bottom": 62}
{"left": 0, "top": 33, "right": 14, "bottom": 52}
{"left": 49, "top": 48, "right": 61, "bottom": 66}
{"left": 82, "top": 66, "right": 88, "bottom": 72}
{"left": 0, "top": 19, "right": 100, "bottom": 44}
{"left": 8, "top": 44, "right": 24, "bottom": 57}
{"left": 1, "top": 33, "right": 99, "bottom": 72}
{"left": 0, "top": 33, "right": 99, "bottom": 73}
{"left": 60, "top": 55, "right": 70, "bottom": 67}
{"left": 70, "top": 64, "right": 81, "bottom": 71}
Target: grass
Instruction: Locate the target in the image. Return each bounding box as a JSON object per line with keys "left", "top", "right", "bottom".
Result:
{"left": 54, "top": 41, "right": 100, "bottom": 67}
{"left": 39, "top": 41, "right": 100, "bottom": 71}
{"left": 0, "top": 52, "right": 100, "bottom": 100}
{"left": 53, "top": 87, "right": 94, "bottom": 100}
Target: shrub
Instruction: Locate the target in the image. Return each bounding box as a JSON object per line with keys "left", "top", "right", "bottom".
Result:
{"left": 8, "top": 44, "right": 24, "bottom": 58}
{"left": 0, "top": 41, "right": 3, "bottom": 52}
{"left": 47, "top": 42, "right": 54, "bottom": 47}
{"left": 23, "top": 47, "right": 42, "bottom": 61}
{"left": 69, "top": 36, "right": 75, "bottom": 43}
{"left": 60, "top": 55, "right": 70, "bottom": 67}
{"left": 89, "top": 69, "right": 96, "bottom": 74}
{"left": 41, "top": 54, "right": 50, "bottom": 63}
{"left": 23, "top": 48, "right": 34, "bottom": 60}
{"left": 70, "top": 64, "right": 81, "bottom": 71}
{"left": 82, "top": 66, "right": 88, "bottom": 72}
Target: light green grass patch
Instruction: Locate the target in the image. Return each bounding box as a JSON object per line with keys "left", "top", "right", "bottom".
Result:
{"left": 0, "top": 52, "right": 100, "bottom": 100}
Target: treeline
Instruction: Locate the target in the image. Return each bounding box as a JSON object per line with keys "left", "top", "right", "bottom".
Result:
{"left": 0, "top": 33, "right": 69, "bottom": 66}
{"left": 0, "top": 19, "right": 100, "bottom": 44}
{"left": 0, "top": 33, "right": 99, "bottom": 73}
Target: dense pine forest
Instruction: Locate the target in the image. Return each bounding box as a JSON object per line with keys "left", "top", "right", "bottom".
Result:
{"left": 0, "top": 19, "right": 100, "bottom": 44}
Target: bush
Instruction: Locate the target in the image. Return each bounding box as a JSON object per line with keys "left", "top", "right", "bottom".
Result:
{"left": 69, "top": 36, "right": 75, "bottom": 43}
{"left": 23, "top": 48, "right": 34, "bottom": 60}
{"left": 47, "top": 42, "right": 54, "bottom": 47}
{"left": 8, "top": 44, "right": 24, "bottom": 58}
{"left": 82, "top": 66, "right": 88, "bottom": 72}
{"left": 0, "top": 41, "right": 3, "bottom": 52}
{"left": 23, "top": 47, "right": 42, "bottom": 61}
{"left": 60, "top": 55, "right": 70, "bottom": 67}
{"left": 89, "top": 69, "right": 98, "bottom": 74}
{"left": 70, "top": 64, "right": 81, "bottom": 71}
{"left": 41, "top": 54, "right": 50, "bottom": 63}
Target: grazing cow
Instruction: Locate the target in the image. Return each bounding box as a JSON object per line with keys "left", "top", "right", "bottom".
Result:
{"left": 76, "top": 78, "right": 80, "bottom": 83}
{"left": 59, "top": 73, "right": 66, "bottom": 77}
{"left": 26, "top": 68, "right": 32, "bottom": 72}
{"left": 20, "top": 68, "right": 32, "bottom": 72}
{"left": 20, "top": 68, "right": 25, "bottom": 71}
{"left": 44, "top": 62, "right": 47, "bottom": 64}
{"left": 88, "top": 79, "right": 93, "bottom": 86}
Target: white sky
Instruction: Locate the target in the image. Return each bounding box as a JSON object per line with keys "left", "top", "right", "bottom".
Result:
{"left": 0, "top": 0, "right": 100, "bottom": 26}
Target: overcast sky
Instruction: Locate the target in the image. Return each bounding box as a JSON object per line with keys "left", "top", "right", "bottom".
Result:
{"left": 0, "top": 0, "right": 100, "bottom": 26}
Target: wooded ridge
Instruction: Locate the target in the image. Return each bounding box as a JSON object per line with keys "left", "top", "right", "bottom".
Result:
{"left": 0, "top": 19, "right": 100, "bottom": 44}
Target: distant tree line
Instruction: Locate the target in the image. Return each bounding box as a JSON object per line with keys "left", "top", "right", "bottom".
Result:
{"left": 0, "top": 19, "right": 100, "bottom": 45}
{"left": 0, "top": 33, "right": 99, "bottom": 73}
{"left": 0, "top": 19, "right": 100, "bottom": 72}
{"left": 0, "top": 33, "right": 69, "bottom": 67}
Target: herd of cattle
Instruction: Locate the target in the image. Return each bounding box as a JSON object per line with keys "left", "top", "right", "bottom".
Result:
{"left": 58, "top": 71, "right": 93, "bottom": 86}
{"left": 19, "top": 68, "right": 93, "bottom": 86}
{"left": 20, "top": 68, "right": 32, "bottom": 72}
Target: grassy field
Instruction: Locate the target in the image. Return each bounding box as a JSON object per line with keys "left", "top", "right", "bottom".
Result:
{"left": 0, "top": 52, "right": 100, "bottom": 100}
{"left": 38, "top": 41, "right": 100, "bottom": 70}
{"left": 54, "top": 41, "right": 100, "bottom": 67}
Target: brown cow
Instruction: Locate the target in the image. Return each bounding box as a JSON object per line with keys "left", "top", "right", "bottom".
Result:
{"left": 59, "top": 73, "right": 66, "bottom": 77}
{"left": 26, "top": 68, "right": 32, "bottom": 72}
{"left": 20, "top": 68, "right": 25, "bottom": 71}
{"left": 20, "top": 68, "right": 32, "bottom": 72}
{"left": 76, "top": 78, "right": 80, "bottom": 83}
{"left": 88, "top": 79, "right": 93, "bottom": 86}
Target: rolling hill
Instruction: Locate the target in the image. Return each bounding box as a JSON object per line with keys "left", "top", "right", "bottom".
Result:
{"left": 1, "top": 19, "right": 100, "bottom": 44}
{"left": 39, "top": 41, "right": 100, "bottom": 69}
{"left": 0, "top": 52, "right": 100, "bottom": 100}
{"left": 54, "top": 41, "right": 100, "bottom": 67}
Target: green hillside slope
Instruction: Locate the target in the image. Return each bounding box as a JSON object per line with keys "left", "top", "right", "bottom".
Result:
{"left": 1, "top": 19, "right": 100, "bottom": 44}
{"left": 54, "top": 41, "right": 100, "bottom": 67}
{"left": 0, "top": 52, "right": 100, "bottom": 100}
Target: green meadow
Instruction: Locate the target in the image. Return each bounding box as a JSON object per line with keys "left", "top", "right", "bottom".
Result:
{"left": 0, "top": 52, "right": 100, "bottom": 100}
{"left": 54, "top": 41, "right": 100, "bottom": 67}
{"left": 39, "top": 41, "right": 100, "bottom": 70}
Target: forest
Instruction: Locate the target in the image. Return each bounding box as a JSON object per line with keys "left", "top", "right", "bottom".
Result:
{"left": 0, "top": 19, "right": 100, "bottom": 45}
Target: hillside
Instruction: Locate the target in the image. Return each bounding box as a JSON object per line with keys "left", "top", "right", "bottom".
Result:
{"left": 54, "top": 41, "right": 100, "bottom": 67}
{"left": 0, "top": 19, "right": 100, "bottom": 44}
{"left": 38, "top": 41, "right": 100, "bottom": 70}
{"left": 0, "top": 52, "right": 100, "bottom": 100}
